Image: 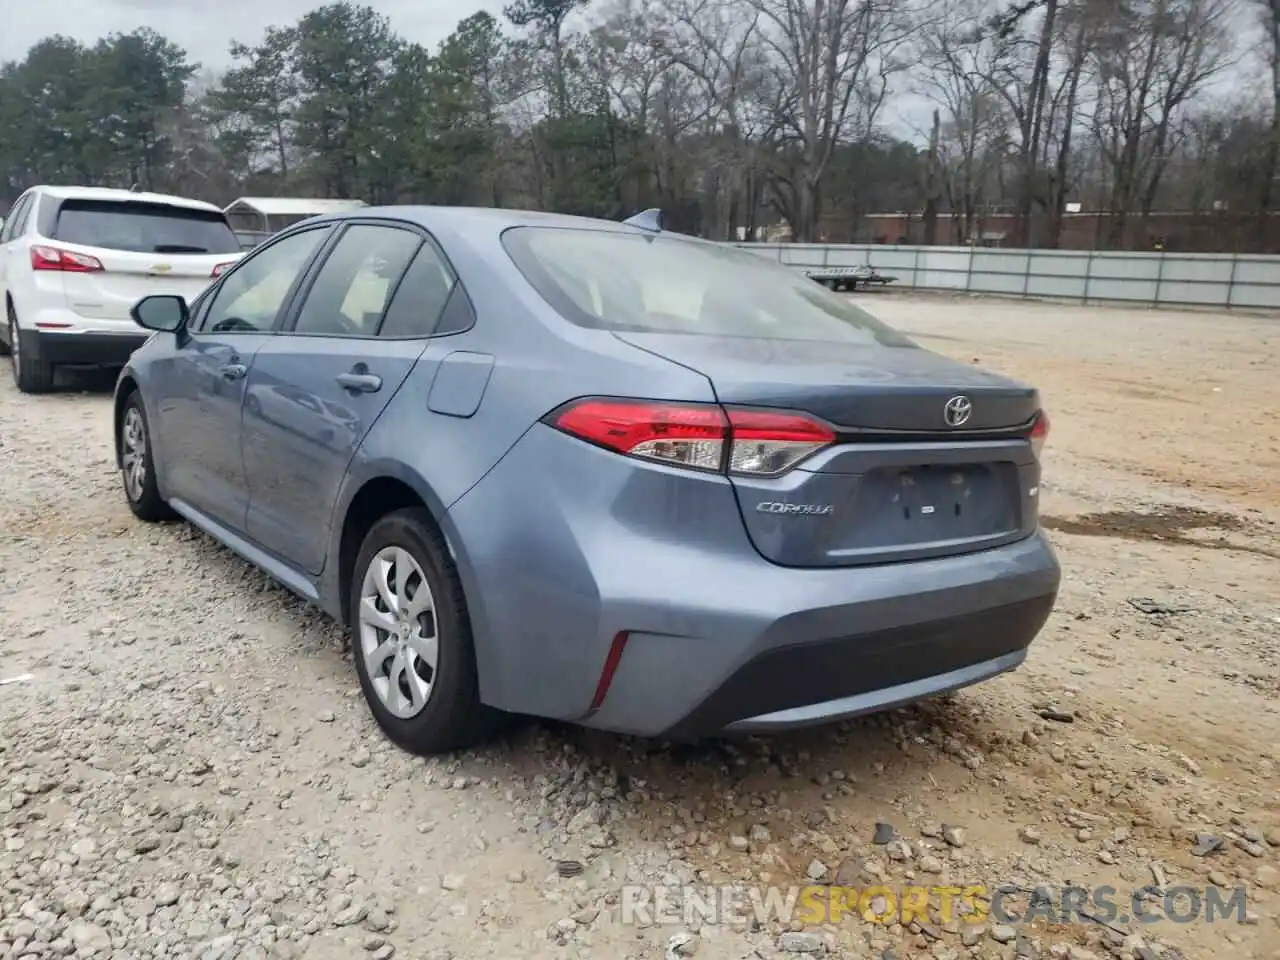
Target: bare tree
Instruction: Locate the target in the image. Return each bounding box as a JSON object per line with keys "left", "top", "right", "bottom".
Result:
{"left": 743, "top": 0, "right": 918, "bottom": 240}
{"left": 1035, "top": 0, "right": 1100, "bottom": 246}
{"left": 1254, "top": 0, "right": 1280, "bottom": 227}
{"left": 981, "top": 0, "right": 1064, "bottom": 245}
{"left": 663, "top": 0, "right": 785, "bottom": 237}
{"left": 917, "top": 0, "right": 1012, "bottom": 243}
{"left": 585, "top": 1, "right": 685, "bottom": 209}
{"left": 1088, "top": 0, "right": 1238, "bottom": 247}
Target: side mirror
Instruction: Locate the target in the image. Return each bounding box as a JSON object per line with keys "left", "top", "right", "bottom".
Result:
{"left": 131, "top": 294, "right": 188, "bottom": 333}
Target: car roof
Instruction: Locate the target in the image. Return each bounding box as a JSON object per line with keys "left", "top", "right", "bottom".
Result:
{"left": 305, "top": 205, "right": 678, "bottom": 238}
{"left": 30, "top": 185, "right": 225, "bottom": 214}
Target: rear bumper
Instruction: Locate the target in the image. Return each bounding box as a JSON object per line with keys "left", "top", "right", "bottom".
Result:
{"left": 22, "top": 329, "right": 149, "bottom": 366}
{"left": 666, "top": 595, "right": 1050, "bottom": 737}
{"left": 446, "top": 426, "right": 1062, "bottom": 739}
{"left": 581, "top": 534, "right": 1058, "bottom": 738}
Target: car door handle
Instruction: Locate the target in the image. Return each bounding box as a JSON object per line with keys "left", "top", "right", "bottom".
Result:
{"left": 220, "top": 363, "right": 248, "bottom": 381}
{"left": 335, "top": 372, "right": 382, "bottom": 394}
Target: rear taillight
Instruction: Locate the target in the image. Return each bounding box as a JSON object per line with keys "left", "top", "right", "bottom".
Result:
{"left": 1029, "top": 410, "right": 1050, "bottom": 459}
{"left": 551, "top": 399, "right": 726, "bottom": 471}
{"left": 546, "top": 398, "right": 835, "bottom": 477}
{"left": 727, "top": 409, "right": 835, "bottom": 476}
{"left": 211, "top": 262, "right": 236, "bottom": 278}
{"left": 30, "top": 245, "right": 103, "bottom": 273}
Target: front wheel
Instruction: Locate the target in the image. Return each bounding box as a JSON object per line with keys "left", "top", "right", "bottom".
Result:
{"left": 119, "top": 392, "right": 177, "bottom": 522}
{"left": 349, "top": 508, "right": 500, "bottom": 755}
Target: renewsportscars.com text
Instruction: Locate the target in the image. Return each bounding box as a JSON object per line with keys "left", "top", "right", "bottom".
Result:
{"left": 619, "top": 883, "right": 1249, "bottom": 927}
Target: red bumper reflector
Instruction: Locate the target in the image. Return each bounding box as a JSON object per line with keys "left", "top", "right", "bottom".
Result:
{"left": 589, "top": 632, "right": 630, "bottom": 711}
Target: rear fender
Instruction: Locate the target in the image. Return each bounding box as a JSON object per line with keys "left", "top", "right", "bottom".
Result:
{"left": 319, "top": 458, "right": 484, "bottom": 637}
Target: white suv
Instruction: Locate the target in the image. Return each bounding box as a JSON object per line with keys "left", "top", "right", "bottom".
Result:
{"left": 0, "top": 186, "right": 244, "bottom": 393}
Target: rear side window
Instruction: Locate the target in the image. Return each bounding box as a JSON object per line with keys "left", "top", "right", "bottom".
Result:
{"left": 52, "top": 200, "right": 241, "bottom": 255}
{"left": 379, "top": 240, "right": 457, "bottom": 338}
{"left": 292, "top": 224, "right": 422, "bottom": 337}
{"left": 502, "top": 226, "right": 913, "bottom": 347}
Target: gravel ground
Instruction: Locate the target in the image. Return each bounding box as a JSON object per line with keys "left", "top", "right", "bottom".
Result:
{"left": 1, "top": 297, "right": 1278, "bottom": 960}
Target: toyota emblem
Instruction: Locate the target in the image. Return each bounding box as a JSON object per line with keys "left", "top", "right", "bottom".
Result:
{"left": 943, "top": 395, "right": 972, "bottom": 427}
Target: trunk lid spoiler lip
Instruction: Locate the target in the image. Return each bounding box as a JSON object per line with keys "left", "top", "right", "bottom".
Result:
{"left": 819, "top": 418, "right": 1042, "bottom": 443}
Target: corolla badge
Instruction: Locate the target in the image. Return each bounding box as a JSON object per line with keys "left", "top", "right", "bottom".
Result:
{"left": 756, "top": 502, "right": 834, "bottom": 516}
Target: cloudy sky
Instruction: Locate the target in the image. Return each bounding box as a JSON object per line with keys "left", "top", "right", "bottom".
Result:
{"left": 3, "top": 0, "right": 498, "bottom": 67}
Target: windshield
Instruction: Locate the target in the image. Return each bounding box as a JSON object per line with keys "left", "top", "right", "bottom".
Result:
{"left": 502, "top": 226, "right": 913, "bottom": 347}
{"left": 53, "top": 200, "right": 241, "bottom": 255}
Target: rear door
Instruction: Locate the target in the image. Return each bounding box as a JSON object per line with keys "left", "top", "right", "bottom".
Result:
{"left": 152, "top": 226, "right": 331, "bottom": 531}
{"left": 242, "top": 221, "right": 454, "bottom": 574}
{"left": 39, "top": 197, "right": 242, "bottom": 329}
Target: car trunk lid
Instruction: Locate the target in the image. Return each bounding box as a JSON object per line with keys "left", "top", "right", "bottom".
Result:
{"left": 615, "top": 332, "right": 1043, "bottom": 568}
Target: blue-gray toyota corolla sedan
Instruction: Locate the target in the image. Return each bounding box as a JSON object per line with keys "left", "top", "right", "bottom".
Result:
{"left": 113, "top": 206, "right": 1060, "bottom": 755}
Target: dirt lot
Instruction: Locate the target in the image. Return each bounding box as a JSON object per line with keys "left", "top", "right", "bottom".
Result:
{"left": 1, "top": 296, "right": 1277, "bottom": 960}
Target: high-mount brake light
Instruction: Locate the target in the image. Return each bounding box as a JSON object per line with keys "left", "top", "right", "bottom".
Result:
{"left": 546, "top": 398, "right": 835, "bottom": 476}
{"left": 1029, "top": 410, "right": 1050, "bottom": 459}
{"left": 30, "top": 245, "right": 104, "bottom": 273}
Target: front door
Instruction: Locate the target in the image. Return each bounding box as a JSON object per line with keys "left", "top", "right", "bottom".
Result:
{"left": 153, "top": 226, "right": 331, "bottom": 530}
{"left": 242, "top": 222, "right": 436, "bottom": 573}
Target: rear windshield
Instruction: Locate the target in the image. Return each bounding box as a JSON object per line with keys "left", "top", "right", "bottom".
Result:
{"left": 52, "top": 200, "right": 241, "bottom": 255}
{"left": 501, "top": 226, "right": 913, "bottom": 346}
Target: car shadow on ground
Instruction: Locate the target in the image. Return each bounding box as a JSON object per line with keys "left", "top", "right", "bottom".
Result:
{"left": 181, "top": 517, "right": 1001, "bottom": 824}
{"left": 197, "top": 522, "right": 1005, "bottom": 789}
{"left": 505, "top": 692, "right": 998, "bottom": 806}
{"left": 53, "top": 368, "right": 118, "bottom": 394}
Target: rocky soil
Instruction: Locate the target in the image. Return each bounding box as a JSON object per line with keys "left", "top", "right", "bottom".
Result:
{"left": 1, "top": 297, "right": 1277, "bottom": 960}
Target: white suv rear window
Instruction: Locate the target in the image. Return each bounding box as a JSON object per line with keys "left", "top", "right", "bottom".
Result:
{"left": 53, "top": 200, "right": 241, "bottom": 255}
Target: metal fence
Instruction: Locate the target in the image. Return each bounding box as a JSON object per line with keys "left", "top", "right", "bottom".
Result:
{"left": 733, "top": 243, "right": 1280, "bottom": 310}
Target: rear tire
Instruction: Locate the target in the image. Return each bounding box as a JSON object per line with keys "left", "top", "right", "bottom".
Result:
{"left": 9, "top": 305, "right": 54, "bottom": 394}
{"left": 348, "top": 508, "right": 500, "bottom": 755}
{"left": 119, "top": 391, "right": 177, "bottom": 523}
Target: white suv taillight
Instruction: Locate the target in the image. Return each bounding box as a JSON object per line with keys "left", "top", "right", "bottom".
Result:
{"left": 30, "top": 245, "right": 104, "bottom": 273}
{"left": 546, "top": 398, "right": 835, "bottom": 477}
{"left": 1029, "top": 410, "right": 1050, "bottom": 459}
{"left": 211, "top": 261, "right": 237, "bottom": 278}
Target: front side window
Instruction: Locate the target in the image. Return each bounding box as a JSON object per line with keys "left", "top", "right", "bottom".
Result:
{"left": 1, "top": 194, "right": 32, "bottom": 243}
{"left": 202, "top": 228, "right": 328, "bottom": 334}
{"left": 14, "top": 195, "right": 36, "bottom": 236}
{"left": 501, "top": 227, "right": 914, "bottom": 347}
{"left": 52, "top": 200, "right": 242, "bottom": 255}
{"left": 291, "top": 225, "right": 422, "bottom": 337}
